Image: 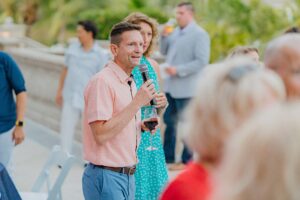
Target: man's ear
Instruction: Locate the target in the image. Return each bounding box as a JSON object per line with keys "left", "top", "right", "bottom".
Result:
{"left": 110, "top": 44, "right": 119, "bottom": 57}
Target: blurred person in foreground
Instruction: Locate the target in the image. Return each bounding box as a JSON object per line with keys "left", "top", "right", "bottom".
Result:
{"left": 56, "top": 20, "right": 107, "bottom": 154}
{"left": 160, "top": 1, "right": 210, "bottom": 170}
{"left": 160, "top": 57, "right": 286, "bottom": 200}
{"left": 124, "top": 12, "right": 168, "bottom": 200}
{"left": 213, "top": 102, "right": 300, "bottom": 200}
{"left": 265, "top": 34, "right": 300, "bottom": 99}
{"left": 0, "top": 51, "right": 26, "bottom": 172}
{"left": 82, "top": 22, "right": 157, "bottom": 200}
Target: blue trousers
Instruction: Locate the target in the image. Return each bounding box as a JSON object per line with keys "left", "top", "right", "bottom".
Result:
{"left": 163, "top": 93, "right": 192, "bottom": 164}
{"left": 82, "top": 164, "right": 135, "bottom": 200}
{"left": 0, "top": 128, "right": 14, "bottom": 171}
{"left": 0, "top": 163, "right": 21, "bottom": 200}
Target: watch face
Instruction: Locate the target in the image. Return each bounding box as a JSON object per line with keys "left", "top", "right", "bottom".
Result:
{"left": 16, "top": 121, "right": 24, "bottom": 127}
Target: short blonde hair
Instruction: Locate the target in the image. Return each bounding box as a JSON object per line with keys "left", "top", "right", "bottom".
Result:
{"left": 214, "top": 102, "right": 300, "bottom": 200}
{"left": 184, "top": 58, "right": 285, "bottom": 164}
{"left": 124, "top": 12, "right": 159, "bottom": 57}
{"left": 228, "top": 46, "right": 259, "bottom": 59}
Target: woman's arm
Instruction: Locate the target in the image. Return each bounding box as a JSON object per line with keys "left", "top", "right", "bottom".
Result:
{"left": 147, "top": 58, "right": 168, "bottom": 114}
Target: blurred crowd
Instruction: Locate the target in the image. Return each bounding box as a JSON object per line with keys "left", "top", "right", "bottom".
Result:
{"left": 2, "top": 1, "right": 300, "bottom": 200}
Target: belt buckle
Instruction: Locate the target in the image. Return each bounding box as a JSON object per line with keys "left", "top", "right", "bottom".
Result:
{"left": 128, "top": 167, "right": 135, "bottom": 175}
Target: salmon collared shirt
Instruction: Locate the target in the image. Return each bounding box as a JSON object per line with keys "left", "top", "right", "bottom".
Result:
{"left": 83, "top": 61, "right": 141, "bottom": 167}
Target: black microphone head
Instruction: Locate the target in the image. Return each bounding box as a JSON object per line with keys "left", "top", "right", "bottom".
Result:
{"left": 137, "top": 64, "right": 155, "bottom": 105}
{"left": 137, "top": 64, "right": 148, "bottom": 73}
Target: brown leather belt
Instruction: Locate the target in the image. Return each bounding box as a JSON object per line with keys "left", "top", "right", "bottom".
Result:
{"left": 91, "top": 164, "right": 136, "bottom": 175}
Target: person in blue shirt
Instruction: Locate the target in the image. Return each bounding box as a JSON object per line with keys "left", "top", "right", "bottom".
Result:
{"left": 55, "top": 20, "right": 108, "bottom": 154}
{"left": 0, "top": 51, "right": 27, "bottom": 170}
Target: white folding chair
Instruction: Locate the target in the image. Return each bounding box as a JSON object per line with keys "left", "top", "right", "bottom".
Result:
{"left": 20, "top": 145, "right": 76, "bottom": 200}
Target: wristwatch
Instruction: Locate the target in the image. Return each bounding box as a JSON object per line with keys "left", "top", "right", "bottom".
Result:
{"left": 15, "top": 120, "right": 24, "bottom": 127}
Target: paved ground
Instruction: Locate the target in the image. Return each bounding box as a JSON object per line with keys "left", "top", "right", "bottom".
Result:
{"left": 11, "top": 119, "right": 180, "bottom": 200}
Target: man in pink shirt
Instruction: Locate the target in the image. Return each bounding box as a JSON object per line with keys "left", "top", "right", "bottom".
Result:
{"left": 82, "top": 22, "right": 157, "bottom": 200}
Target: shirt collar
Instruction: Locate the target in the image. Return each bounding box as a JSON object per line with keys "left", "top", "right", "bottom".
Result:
{"left": 106, "top": 61, "right": 132, "bottom": 84}
{"left": 180, "top": 20, "right": 196, "bottom": 34}
{"left": 91, "top": 42, "right": 101, "bottom": 52}
{"left": 80, "top": 42, "right": 99, "bottom": 53}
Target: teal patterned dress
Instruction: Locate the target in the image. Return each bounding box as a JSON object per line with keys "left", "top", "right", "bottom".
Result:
{"left": 132, "top": 56, "right": 169, "bottom": 200}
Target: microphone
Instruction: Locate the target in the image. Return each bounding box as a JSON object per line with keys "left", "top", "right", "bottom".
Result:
{"left": 127, "top": 75, "right": 132, "bottom": 86}
{"left": 138, "top": 64, "right": 156, "bottom": 105}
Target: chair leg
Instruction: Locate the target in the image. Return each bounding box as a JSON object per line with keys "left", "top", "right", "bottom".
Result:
{"left": 58, "top": 189, "right": 62, "bottom": 200}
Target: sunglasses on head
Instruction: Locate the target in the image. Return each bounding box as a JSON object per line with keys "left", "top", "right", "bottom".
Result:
{"left": 226, "top": 64, "right": 258, "bottom": 82}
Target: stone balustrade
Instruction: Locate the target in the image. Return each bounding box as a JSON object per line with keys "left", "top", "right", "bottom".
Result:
{"left": 6, "top": 48, "right": 83, "bottom": 141}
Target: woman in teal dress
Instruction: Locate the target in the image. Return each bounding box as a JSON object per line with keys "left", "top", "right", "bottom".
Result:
{"left": 125, "top": 13, "right": 169, "bottom": 200}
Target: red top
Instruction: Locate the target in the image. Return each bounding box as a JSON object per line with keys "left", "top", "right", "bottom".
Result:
{"left": 160, "top": 162, "right": 211, "bottom": 200}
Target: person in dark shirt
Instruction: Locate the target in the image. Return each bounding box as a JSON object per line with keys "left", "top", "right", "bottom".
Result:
{"left": 0, "top": 51, "right": 26, "bottom": 171}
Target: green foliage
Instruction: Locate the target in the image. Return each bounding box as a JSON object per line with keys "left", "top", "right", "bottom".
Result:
{"left": 29, "top": 0, "right": 88, "bottom": 44}
{"left": 138, "top": 8, "right": 168, "bottom": 24}
{"left": 204, "top": 21, "right": 251, "bottom": 61}
{"left": 0, "top": 0, "right": 20, "bottom": 22}
{"left": 248, "top": 1, "right": 288, "bottom": 41}
{"left": 1, "top": 0, "right": 298, "bottom": 61}
{"left": 78, "top": 8, "right": 129, "bottom": 40}
{"left": 129, "top": 0, "right": 146, "bottom": 9}
{"left": 24, "top": 0, "right": 168, "bottom": 43}
{"left": 78, "top": 7, "right": 168, "bottom": 40}
{"left": 202, "top": 0, "right": 290, "bottom": 61}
